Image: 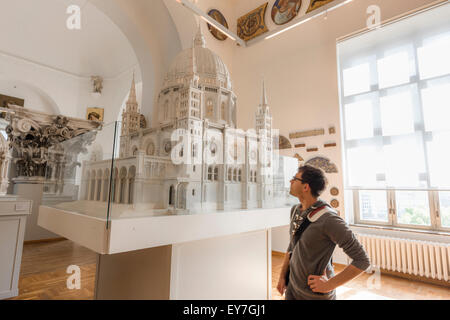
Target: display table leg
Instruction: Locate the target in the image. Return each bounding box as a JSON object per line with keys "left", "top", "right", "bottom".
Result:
{"left": 94, "top": 230, "right": 271, "bottom": 300}
{"left": 94, "top": 245, "right": 172, "bottom": 300}
{"left": 14, "top": 181, "right": 59, "bottom": 241}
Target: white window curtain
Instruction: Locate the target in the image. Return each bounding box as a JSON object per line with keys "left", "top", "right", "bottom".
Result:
{"left": 338, "top": 3, "right": 450, "bottom": 190}
{"left": 337, "top": 3, "right": 450, "bottom": 231}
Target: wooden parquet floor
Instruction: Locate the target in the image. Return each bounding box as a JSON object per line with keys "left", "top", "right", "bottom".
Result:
{"left": 7, "top": 240, "right": 450, "bottom": 300}
{"left": 271, "top": 253, "right": 450, "bottom": 300}
{"left": 9, "top": 239, "right": 97, "bottom": 300}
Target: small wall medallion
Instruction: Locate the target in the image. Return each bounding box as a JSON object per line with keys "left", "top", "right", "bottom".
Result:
{"left": 207, "top": 9, "right": 229, "bottom": 41}
{"left": 330, "top": 199, "right": 339, "bottom": 208}
{"left": 330, "top": 187, "right": 339, "bottom": 196}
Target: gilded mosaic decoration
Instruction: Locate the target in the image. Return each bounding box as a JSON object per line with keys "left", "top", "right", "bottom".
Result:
{"left": 271, "top": 0, "right": 302, "bottom": 25}
{"left": 237, "top": 3, "right": 269, "bottom": 42}
{"left": 306, "top": 0, "right": 335, "bottom": 14}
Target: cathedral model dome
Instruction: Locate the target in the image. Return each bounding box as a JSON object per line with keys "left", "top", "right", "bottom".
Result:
{"left": 81, "top": 26, "right": 276, "bottom": 215}
{"left": 163, "top": 25, "right": 232, "bottom": 91}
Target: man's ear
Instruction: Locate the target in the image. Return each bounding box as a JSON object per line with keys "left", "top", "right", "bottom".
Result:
{"left": 304, "top": 183, "right": 310, "bottom": 193}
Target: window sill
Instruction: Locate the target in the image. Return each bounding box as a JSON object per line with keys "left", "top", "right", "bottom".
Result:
{"left": 349, "top": 223, "right": 450, "bottom": 237}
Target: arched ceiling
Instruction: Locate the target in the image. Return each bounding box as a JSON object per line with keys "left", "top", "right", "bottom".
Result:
{"left": 0, "top": 76, "right": 60, "bottom": 115}
{"left": 79, "top": 0, "right": 183, "bottom": 122}
{"left": 163, "top": 0, "right": 198, "bottom": 50}
{"left": 0, "top": 0, "right": 139, "bottom": 79}
{"left": 0, "top": 0, "right": 184, "bottom": 122}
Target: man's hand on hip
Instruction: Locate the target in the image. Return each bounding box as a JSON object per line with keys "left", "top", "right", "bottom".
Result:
{"left": 307, "top": 271, "right": 333, "bottom": 294}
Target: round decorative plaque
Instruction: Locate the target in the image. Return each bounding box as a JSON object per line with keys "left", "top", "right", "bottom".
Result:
{"left": 207, "top": 9, "right": 229, "bottom": 41}
{"left": 330, "top": 199, "right": 339, "bottom": 208}
{"left": 330, "top": 187, "right": 339, "bottom": 196}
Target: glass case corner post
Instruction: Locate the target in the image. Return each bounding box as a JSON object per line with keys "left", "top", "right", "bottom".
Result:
{"left": 106, "top": 121, "right": 121, "bottom": 229}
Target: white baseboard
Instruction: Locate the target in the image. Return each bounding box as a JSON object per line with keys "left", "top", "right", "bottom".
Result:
{"left": 0, "top": 288, "right": 18, "bottom": 300}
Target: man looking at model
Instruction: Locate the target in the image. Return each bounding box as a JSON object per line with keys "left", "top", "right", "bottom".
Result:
{"left": 277, "top": 165, "right": 370, "bottom": 300}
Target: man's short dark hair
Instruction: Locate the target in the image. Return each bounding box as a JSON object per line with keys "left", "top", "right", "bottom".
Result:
{"left": 298, "top": 165, "right": 327, "bottom": 198}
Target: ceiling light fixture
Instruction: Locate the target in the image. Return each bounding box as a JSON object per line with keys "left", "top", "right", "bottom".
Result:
{"left": 198, "top": 16, "right": 236, "bottom": 41}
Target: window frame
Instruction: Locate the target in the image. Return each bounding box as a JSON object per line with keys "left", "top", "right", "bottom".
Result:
{"left": 433, "top": 191, "right": 450, "bottom": 232}
{"left": 338, "top": 17, "right": 450, "bottom": 234}
{"left": 350, "top": 188, "right": 450, "bottom": 233}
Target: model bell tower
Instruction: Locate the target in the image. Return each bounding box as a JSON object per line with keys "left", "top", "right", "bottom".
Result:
{"left": 255, "top": 80, "right": 274, "bottom": 207}
{"left": 255, "top": 80, "right": 272, "bottom": 135}
{"left": 256, "top": 80, "right": 273, "bottom": 167}
{"left": 120, "top": 74, "right": 141, "bottom": 157}
{"left": 121, "top": 73, "right": 140, "bottom": 136}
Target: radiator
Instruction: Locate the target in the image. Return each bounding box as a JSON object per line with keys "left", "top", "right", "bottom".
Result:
{"left": 355, "top": 233, "right": 450, "bottom": 282}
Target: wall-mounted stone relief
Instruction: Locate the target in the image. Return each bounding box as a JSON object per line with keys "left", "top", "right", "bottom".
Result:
{"left": 289, "top": 128, "right": 325, "bottom": 139}
{"left": 324, "top": 142, "right": 337, "bottom": 148}
{"left": 305, "top": 156, "right": 338, "bottom": 173}
{"left": 277, "top": 135, "right": 292, "bottom": 150}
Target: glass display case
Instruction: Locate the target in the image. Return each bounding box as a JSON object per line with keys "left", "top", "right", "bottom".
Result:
{"left": 40, "top": 120, "right": 298, "bottom": 226}
{"left": 41, "top": 121, "right": 119, "bottom": 222}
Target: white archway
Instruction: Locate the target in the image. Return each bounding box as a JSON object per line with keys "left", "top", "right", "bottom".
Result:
{"left": 90, "top": 0, "right": 183, "bottom": 125}
{"left": 0, "top": 76, "right": 60, "bottom": 115}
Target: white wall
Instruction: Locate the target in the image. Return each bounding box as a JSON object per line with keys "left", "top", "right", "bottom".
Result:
{"left": 0, "top": 0, "right": 143, "bottom": 120}
{"left": 0, "top": 52, "right": 76, "bottom": 116}
{"left": 0, "top": 76, "right": 58, "bottom": 115}
{"left": 91, "top": 0, "right": 183, "bottom": 126}
{"left": 1, "top": 0, "right": 184, "bottom": 125}
{"left": 0, "top": 51, "right": 139, "bottom": 122}
{"left": 220, "top": 0, "right": 439, "bottom": 252}
{"left": 272, "top": 225, "right": 290, "bottom": 253}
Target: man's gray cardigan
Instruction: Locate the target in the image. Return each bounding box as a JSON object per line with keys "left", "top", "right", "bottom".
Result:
{"left": 287, "top": 200, "right": 371, "bottom": 300}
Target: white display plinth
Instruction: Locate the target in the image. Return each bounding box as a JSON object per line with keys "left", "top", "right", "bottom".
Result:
{"left": 38, "top": 206, "right": 290, "bottom": 300}
{"left": 13, "top": 178, "right": 59, "bottom": 241}
{"left": 0, "top": 196, "right": 32, "bottom": 300}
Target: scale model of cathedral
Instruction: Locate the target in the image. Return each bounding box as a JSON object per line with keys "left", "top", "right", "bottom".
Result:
{"left": 80, "top": 26, "right": 278, "bottom": 214}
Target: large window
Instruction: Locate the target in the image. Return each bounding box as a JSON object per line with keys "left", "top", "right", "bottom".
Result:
{"left": 338, "top": 3, "right": 450, "bottom": 232}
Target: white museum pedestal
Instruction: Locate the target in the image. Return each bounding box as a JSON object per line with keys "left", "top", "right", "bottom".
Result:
{"left": 14, "top": 178, "right": 59, "bottom": 241}
{"left": 0, "top": 196, "right": 32, "bottom": 299}
{"left": 38, "top": 206, "right": 290, "bottom": 300}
